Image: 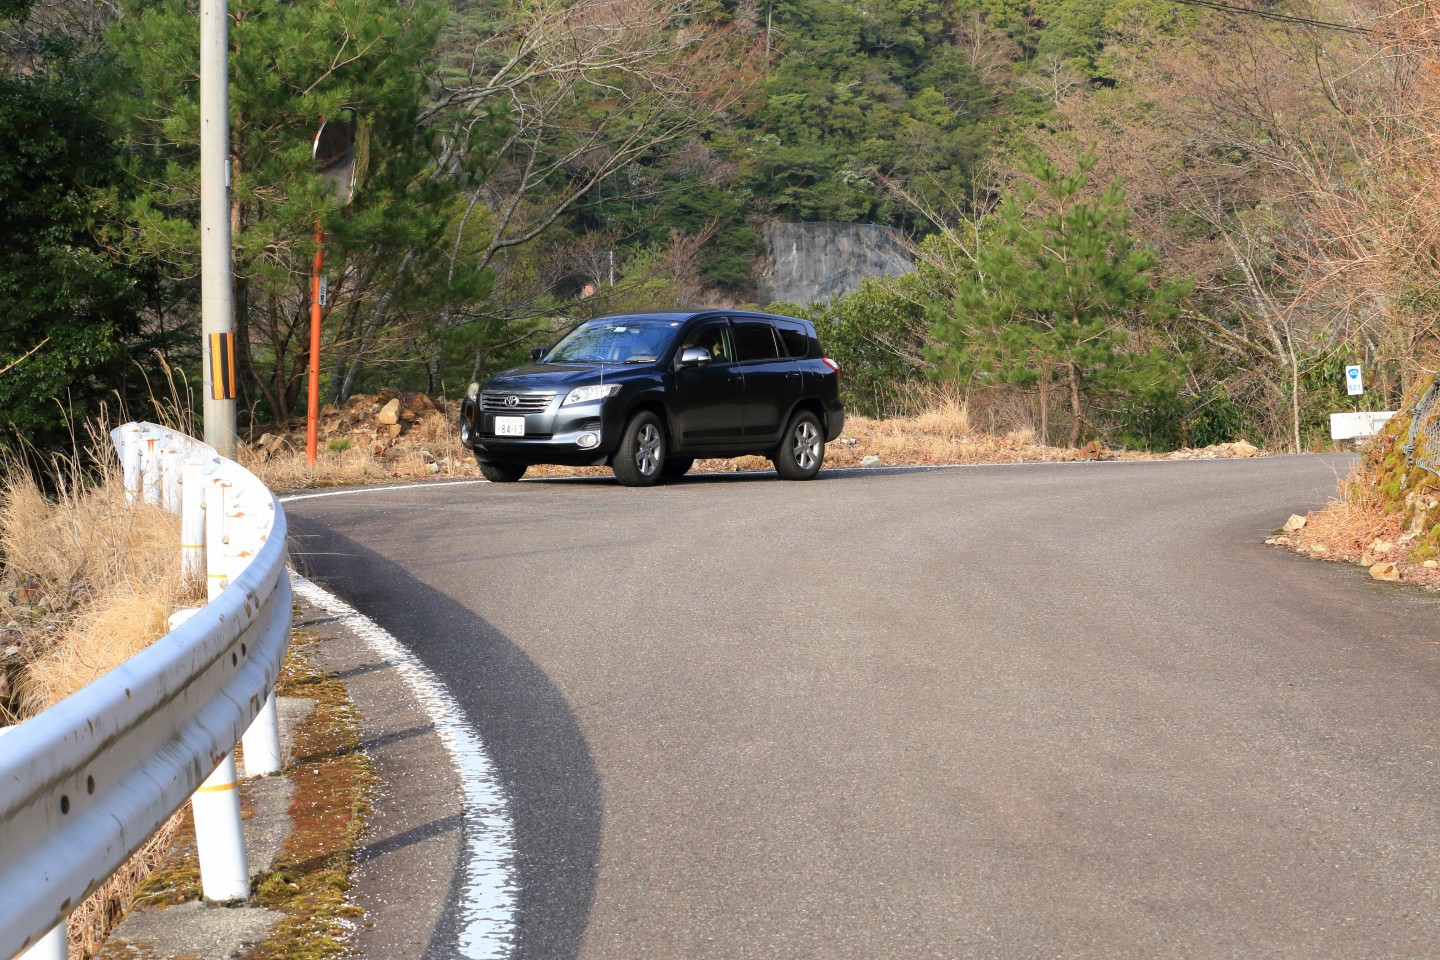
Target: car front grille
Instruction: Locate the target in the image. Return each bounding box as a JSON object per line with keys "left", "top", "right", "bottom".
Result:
{"left": 481, "top": 392, "right": 555, "bottom": 413}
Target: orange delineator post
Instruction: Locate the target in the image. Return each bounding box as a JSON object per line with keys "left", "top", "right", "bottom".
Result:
{"left": 306, "top": 221, "right": 323, "bottom": 467}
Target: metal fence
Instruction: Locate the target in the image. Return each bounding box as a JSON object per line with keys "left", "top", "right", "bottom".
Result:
{"left": 0, "top": 423, "right": 291, "bottom": 960}
{"left": 1402, "top": 380, "right": 1440, "bottom": 479}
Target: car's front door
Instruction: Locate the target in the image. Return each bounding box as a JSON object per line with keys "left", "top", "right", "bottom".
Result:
{"left": 669, "top": 321, "right": 745, "bottom": 449}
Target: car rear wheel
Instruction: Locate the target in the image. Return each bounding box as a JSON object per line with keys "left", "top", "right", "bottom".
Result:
{"left": 660, "top": 457, "right": 694, "bottom": 480}
{"left": 477, "top": 457, "right": 527, "bottom": 483}
{"left": 774, "top": 410, "right": 824, "bottom": 480}
{"left": 613, "top": 412, "right": 666, "bottom": 487}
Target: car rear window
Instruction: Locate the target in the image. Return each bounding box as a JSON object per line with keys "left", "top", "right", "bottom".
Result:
{"left": 733, "top": 319, "right": 781, "bottom": 362}
{"left": 773, "top": 321, "right": 810, "bottom": 359}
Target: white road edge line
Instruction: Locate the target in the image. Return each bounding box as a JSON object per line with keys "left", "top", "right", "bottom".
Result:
{"left": 281, "top": 479, "right": 490, "bottom": 503}
{"left": 289, "top": 572, "right": 518, "bottom": 960}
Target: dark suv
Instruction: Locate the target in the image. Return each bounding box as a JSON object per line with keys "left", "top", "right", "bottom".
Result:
{"left": 458, "top": 310, "right": 845, "bottom": 486}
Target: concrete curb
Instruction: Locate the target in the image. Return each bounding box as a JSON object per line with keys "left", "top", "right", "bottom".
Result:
{"left": 98, "top": 589, "right": 466, "bottom": 960}
{"left": 293, "top": 588, "right": 468, "bottom": 959}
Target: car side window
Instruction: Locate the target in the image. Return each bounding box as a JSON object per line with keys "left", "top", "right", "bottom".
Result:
{"left": 733, "top": 320, "right": 781, "bottom": 363}
{"left": 774, "top": 321, "right": 809, "bottom": 359}
{"left": 681, "top": 323, "right": 733, "bottom": 364}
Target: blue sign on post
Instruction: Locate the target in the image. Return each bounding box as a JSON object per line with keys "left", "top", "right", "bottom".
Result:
{"left": 1345, "top": 364, "right": 1364, "bottom": 397}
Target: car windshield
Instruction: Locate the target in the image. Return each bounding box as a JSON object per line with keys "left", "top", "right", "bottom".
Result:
{"left": 544, "top": 318, "right": 682, "bottom": 364}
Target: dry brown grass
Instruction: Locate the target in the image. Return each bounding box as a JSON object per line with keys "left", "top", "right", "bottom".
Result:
{"left": 246, "top": 392, "right": 1254, "bottom": 489}
{"left": 242, "top": 397, "right": 476, "bottom": 490}
{"left": 1276, "top": 464, "right": 1440, "bottom": 589}
{"left": 0, "top": 435, "right": 202, "bottom": 957}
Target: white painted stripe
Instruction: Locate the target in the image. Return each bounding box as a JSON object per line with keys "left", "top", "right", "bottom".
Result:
{"left": 289, "top": 573, "right": 517, "bottom": 960}
{"left": 280, "top": 479, "right": 488, "bottom": 503}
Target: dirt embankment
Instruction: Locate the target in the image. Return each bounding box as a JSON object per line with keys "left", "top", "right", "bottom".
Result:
{"left": 1274, "top": 374, "right": 1440, "bottom": 590}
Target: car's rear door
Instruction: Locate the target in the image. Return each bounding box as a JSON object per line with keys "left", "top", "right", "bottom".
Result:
{"left": 732, "top": 317, "right": 802, "bottom": 443}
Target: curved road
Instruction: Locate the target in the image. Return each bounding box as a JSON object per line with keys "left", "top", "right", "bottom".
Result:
{"left": 289, "top": 457, "right": 1439, "bottom": 959}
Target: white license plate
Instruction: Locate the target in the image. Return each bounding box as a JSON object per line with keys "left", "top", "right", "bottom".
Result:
{"left": 495, "top": 416, "right": 526, "bottom": 437}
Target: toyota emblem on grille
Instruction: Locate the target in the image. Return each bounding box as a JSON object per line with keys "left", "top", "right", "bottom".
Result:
{"left": 504, "top": 395, "right": 520, "bottom": 408}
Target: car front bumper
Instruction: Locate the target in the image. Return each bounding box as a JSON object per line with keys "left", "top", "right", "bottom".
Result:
{"left": 461, "top": 396, "right": 622, "bottom": 466}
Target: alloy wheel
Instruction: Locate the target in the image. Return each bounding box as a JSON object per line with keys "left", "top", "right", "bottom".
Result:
{"left": 636, "top": 423, "right": 662, "bottom": 476}
{"left": 792, "top": 420, "right": 821, "bottom": 471}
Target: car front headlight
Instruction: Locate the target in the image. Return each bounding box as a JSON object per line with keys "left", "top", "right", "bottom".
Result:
{"left": 562, "top": 384, "right": 622, "bottom": 406}
{"left": 465, "top": 381, "right": 480, "bottom": 400}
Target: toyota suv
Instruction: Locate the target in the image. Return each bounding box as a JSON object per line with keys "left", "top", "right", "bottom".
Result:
{"left": 458, "top": 310, "right": 845, "bottom": 486}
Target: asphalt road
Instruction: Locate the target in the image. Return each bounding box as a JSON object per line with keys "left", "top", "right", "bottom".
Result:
{"left": 288, "top": 457, "right": 1440, "bottom": 960}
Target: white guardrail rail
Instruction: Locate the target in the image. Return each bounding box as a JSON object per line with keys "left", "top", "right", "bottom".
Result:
{"left": 0, "top": 423, "right": 290, "bottom": 960}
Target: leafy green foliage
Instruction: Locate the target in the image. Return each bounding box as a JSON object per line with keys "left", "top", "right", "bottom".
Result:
{"left": 742, "top": 0, "right": 994, "bottom": 230}
{"left": 105, "top": 0, "right": 460, "bottom": 420}
{"left": 0, "top": 67, "right": 159, "bottom": 450}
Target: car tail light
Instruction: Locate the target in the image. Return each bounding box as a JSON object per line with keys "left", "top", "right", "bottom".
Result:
{"left": 821, "top": 357, "right": 840, "bottom": 372}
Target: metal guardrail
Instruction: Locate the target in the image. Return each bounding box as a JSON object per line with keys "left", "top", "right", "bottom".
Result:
{"left": 0, "top": 423, "right": 290, "bottom": 959}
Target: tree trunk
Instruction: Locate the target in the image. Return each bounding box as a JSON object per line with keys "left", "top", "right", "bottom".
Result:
{"left": 329, "top": 302, "right": 361, "bottom": 405}
{"left": 1038, "top": 377, "right": 1049, "bottom": 445}
{"left": 1290, "top": 347, "right": 1301, "bottom": 454}
{"left": 1068, "top": 361, "right": 1083, "bottom": 447}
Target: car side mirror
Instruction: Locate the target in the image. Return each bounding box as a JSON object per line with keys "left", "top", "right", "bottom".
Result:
{"left": 531, "top": 347, "right": 547, "bottom": 362}
{"left": 678, "top": 347, "right": 712, "bottom": 369}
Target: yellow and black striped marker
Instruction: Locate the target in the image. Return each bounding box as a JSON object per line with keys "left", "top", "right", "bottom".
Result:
{"left": 209, "top": 332, "right": 237, "bottom": 400}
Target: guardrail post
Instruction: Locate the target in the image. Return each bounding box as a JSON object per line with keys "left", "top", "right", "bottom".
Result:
{"left": 205, "top": 478, "right": 231, "bottom": 600}
{"left": 242, "top": 693, "right": 283, "bottom": 777}
{"left": 181, "top": 459, "right": 205, "bottom": 586}
{"left": 191, "top": 752, "right": 250, "bottom": 902}
{"left": 16, "top": 922, "right": 66, "bottom": 960}
{"left": 166, "top": 607, "right": 250, "bottom": 902}
{"left": 161, "top": 446, "right": 182, "bottom": 512}
{"left": 141, "top": 435, "right": 161, "bottom": 505}
{"left": 121, "top": 425, "right": 143, "bottom": 503}
{"left": 0, "top": 728, "right": 64, "bottom": 960}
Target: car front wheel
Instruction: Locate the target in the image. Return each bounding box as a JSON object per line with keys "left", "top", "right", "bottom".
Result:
{"left": 477, "top": 457, "right": 527, "bottom": 483}
{"left": 660, "top": 457, "right": 694, "bottom": 481}
{"left": 613, "top": 411, "right": 666, "bottom": 487}
{"left": 774, "top": 410, "right": 824, "bottom": 480}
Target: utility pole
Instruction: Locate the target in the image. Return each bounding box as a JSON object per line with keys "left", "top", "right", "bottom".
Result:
{"left": 200, "top": 0, "right": 237, "bottom": 458}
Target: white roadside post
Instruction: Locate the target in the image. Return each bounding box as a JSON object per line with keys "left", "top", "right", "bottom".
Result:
{"left": 161, "top": 447, "right": 183, "bottom": 512}
{"left": 242, "top": 694, "right": 284, "bottom": 776}
{"left": 14, "top": 923, "right": 65, "bottom": 960}
{"left": 205, "top": 478, "right": 231, "bottom": 600}
{"left": 121, "top": 425, "right": 143, "bottom": 503}
{"left": 181, "top": 459, "right": 206, "bottom": 586}
{"left": 1, "top": 724, "right": 67, "bottom": 960}
{"left": 233, "top": 489, "right": 283, "bottom": 776}
{"left": 192, "top": 752, "right": 250, "bottom": 901}
{"left": 168, "top": 608, "right": 251, "bottom": 901}
{"left": 141, "top": 435, "right": 161, "bottom": 505}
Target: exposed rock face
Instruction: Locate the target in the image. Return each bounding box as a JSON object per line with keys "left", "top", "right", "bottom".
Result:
{"left": 757, "top": 221, "right": 914, "bottom": 307}
{"left": 1354, "top": 373, "right": 1440, "bottom": 557}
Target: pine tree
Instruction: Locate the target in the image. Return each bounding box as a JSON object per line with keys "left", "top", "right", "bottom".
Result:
{"left": 929, "top": 149, "right": 1187, "bottom": 445}
{"left": 105, "top": 0, "right": 455, "bottom": 420}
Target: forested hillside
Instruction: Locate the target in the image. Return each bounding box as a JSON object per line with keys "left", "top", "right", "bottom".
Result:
{"left": 2, "top": 0, "right": 1436, "bottom": 453}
